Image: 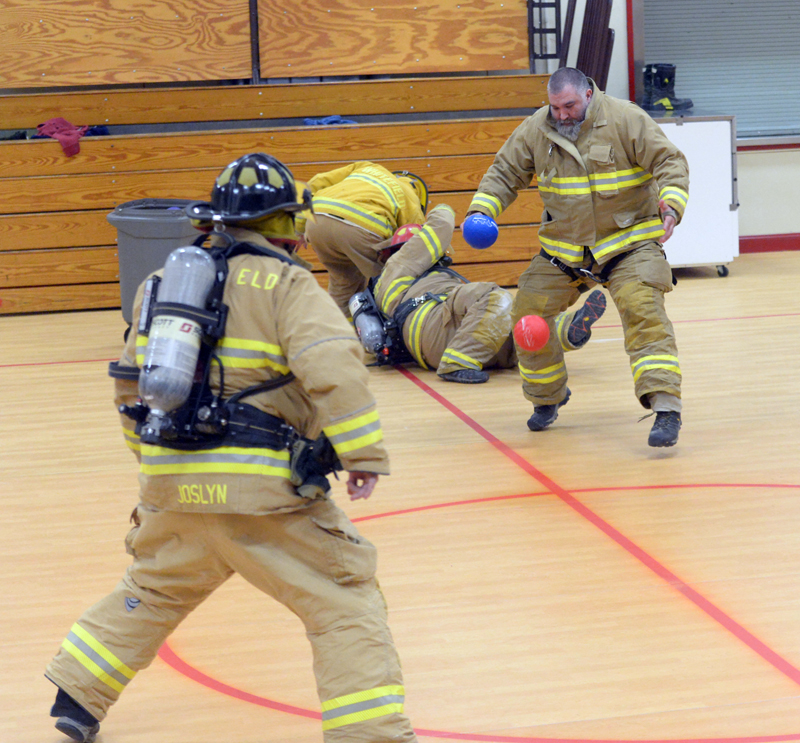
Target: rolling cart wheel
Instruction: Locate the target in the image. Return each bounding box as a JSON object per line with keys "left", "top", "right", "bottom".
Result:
{"left": 716, "top": 265, "right": 729, "bottom": 277}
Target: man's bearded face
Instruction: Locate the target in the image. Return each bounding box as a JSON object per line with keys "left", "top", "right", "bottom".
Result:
{"left": 548, "top": 85, "right": 592, "bottom": 141}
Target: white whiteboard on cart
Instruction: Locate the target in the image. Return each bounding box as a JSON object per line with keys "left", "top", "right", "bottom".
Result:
{"left": 656, "top": 118, "right": 739, "bottom": 269}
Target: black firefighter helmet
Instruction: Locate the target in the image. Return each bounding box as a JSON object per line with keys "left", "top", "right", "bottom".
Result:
{"left": 186, "top": 152, "right": 312, "bottom": 225}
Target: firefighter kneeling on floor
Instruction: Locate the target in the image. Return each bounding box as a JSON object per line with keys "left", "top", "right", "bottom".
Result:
{"left": 44, "top": 152, "right": 419, "bottom": 743}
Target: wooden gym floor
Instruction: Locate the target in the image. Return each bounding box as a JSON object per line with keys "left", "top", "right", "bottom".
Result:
{"left": 2, "top": 250, "right": 800, "bottom": 742}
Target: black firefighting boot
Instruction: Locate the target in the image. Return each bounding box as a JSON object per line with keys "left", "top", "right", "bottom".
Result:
{"left": 648, "top": 411, "right": 682, "bottom": 447}
{"left": 567, "top": 289, "right": 607, "bottom": 348}
{"left": 527, "top": 388, "right": 571, "bottom": 431}
{"left": 439, "top": 368, "right": 490, "bottom": 384}
{"left": 50, "top": 687, "right": 100, "bottom": 743}
{"left": 644, "top": 64, "right": 693, "bottom": 111}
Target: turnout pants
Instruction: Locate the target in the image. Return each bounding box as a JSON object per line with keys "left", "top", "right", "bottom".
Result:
{"left": 306, "top": 215, "right": 391, "bottom": 317}
{"left": 409, "top": 283, "right": 515, "bottom": 375}
{"left": 46, "top": 500, "right": 417, "bottom": 743}
{"left": 512, "top": 242, "right": 680, "bottom": 407}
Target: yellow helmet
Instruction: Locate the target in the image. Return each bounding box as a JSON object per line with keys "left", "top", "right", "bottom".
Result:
{"left": 393, "top": 171, "right": 429, "bottom": 214}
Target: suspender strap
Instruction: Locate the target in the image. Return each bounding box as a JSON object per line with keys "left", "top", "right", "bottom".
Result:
{"left": 393, "top": 292, "right": 444, "bottom": 331}
{"left": 108, "top": 362, "right": 140, "bottom": 381}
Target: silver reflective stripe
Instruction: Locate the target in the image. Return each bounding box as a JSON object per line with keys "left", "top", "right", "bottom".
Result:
{"left": 321, "top": 694, "right": 405, "bottom": 722}
{"left": 140, "top": 449, "right": 289, "bottom": 468}
{"left": 217, "top": 346, "right": 287, "bottom": 369}
{"left": 326, "top": 419, "right": 382, "bottom": 447}
{"left": 65, "top": 630, "right": 132, "bottom": 689}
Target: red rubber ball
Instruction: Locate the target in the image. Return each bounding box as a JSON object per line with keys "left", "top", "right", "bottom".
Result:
{"left": 513, "top": 315, "right": 550, "bottom": 352}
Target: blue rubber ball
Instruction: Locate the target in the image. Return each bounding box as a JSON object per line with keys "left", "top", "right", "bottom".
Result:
{"left": 463, "top": 213, "right": 499, "bottom": 249}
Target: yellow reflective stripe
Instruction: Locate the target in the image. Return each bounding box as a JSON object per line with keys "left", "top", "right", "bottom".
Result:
{"left": 62, "top": 623, "right": 136, "bottom": 693}
{"left": 441, "top": 348, "right": 481, "bottom": 370}
{"left": 217, "top": 337, "right": 290, "bottom": 374}
{"left": 321, "top": 703, "right": 404, "bottom": 731}
{"left": 62, "top": 639, "right": 127, "bottom": 694}
{"left": 539, "top": 179, "right": 592, "bottom": 195}
{"left": 141, "top": 461, "right": 291, "bottom": 476}
{"left": 593, "top": 218, "right": 665, "bottom": 261}
{"left": 407, "top": 300, "right": 438, "bottom": 369}
{"left": 321, "top": 685, "right": 405, "bottom": 731}
{"left": 469, "top": 193, "right": 502, "bottom": 219}
{"left": 331, "top": 428, "right": 383, "bottom": 455}
{"left": 555, "top": 312, "right": 570, "bottom": 350}
{"left": 631, "top": 354, "right": 681, "bottom": 382}
{"left": 659, "top": 185, "right": 689, "bottom": 210}
{"left": 70, "top": 624, "right": 136, "bottom": 679}
{"left": 140, "top": 445, "right": 291, "bottom": 477}
{"left": 540, "top": 168, "right": 652, "bottom": 195}
{"left": 123, "top": 427, "right": 141, "bottom": 453}
{"left": 418, "top": 224, "right": 444, "bottom": 263}
{"left": 324, "top": 410, "right": 383, "bottom": 455}
{"left": 313, "top": 198, "right": 392, "bottom": 236}
{"left": 348, "top": 174, "right": 401, "bottom": 213}
{"left": 325, "top": 410, "right": 379, "bottom": 438}
{"left": 538, "top": 235, "right": 585, "bottom": 263}
{"left": 380, "top": 276, "right": 415, "bottom": 314}
{"left": 518, "top": 360, "right": 566, "bottom": 384}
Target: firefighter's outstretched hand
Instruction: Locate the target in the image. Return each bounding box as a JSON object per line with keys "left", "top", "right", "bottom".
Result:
{"left": 348, "top": 471, "right": 379, "bottom": 500}
{"left": 659, "top": 199, "right": 677, "bottom": 243}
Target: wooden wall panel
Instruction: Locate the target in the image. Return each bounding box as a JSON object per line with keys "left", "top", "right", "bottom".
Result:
{"left": 258, "top": 0, "right": 528, "bottom": 78}
{"left": 0, "top": 211, "right": 116, "bottom": 251}
{"left": 0, "top": 193, "right": 541, "bottom": 253}
{"left": 0, "top": 155, "right": 540, "bottom": 217}
{"left": 0, "top": 283, "right": 120, "bottom": 314}
{"left": 0, "top": 247, "right": 119, "bottom": 289}
{"left": 1, "top": 76, "right": 548, "bottom": 131}
{"left": 0, "top": 118, "right": 527, "bottom": 179}
{"left": 1, "top": 0, "right": 251, "bottom": 89}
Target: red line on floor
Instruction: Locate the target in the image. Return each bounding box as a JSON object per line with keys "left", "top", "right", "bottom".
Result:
{"left": 157, "top": 643, "right": 320, "bottom": 720}
{"left": 396, "top": 366, "right": 800, "bottom": 688}
{"left": 156, "top": 642, "right": 800, "bottom": 743}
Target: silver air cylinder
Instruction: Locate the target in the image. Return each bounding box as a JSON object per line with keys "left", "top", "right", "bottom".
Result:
{"left": 349, "top": 291, "right": 386, "bottom": 354}
{"left": 139, "top": 247, "right": 217, "bottom": 426}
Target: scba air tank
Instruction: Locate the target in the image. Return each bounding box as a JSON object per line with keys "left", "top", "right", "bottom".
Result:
{"left": 349, "top": 291, "right": 386, "bottom": 354}
{"left": 139, "top": 246, "right": 217, "bottom": 419}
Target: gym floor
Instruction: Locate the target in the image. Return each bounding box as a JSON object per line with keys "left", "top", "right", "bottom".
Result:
{"left": 2, "top": 251, "right": 799, "bottom": 742}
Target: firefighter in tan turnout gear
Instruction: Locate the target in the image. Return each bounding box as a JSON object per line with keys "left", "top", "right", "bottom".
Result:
{"left": 296, "top": 160, "right": 428, "bottom": 317}
{"left": 355, "top": 203, "right": 606, "bottom": 383}
{"left": 45, "top": 153, "right": 419, "bottom": 743}
{"left": 467, "top": 67, "right": 689, "bottom": 447}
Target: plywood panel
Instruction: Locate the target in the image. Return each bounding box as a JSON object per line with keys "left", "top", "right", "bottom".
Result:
{"left": 1, "top": 0, "right": 251, "bottom": 89}
{"left": 258, "top": 0, "right": 528, "bottom": 78}
{"left": 0, "top": 76, "right": 547, "bottom": 130}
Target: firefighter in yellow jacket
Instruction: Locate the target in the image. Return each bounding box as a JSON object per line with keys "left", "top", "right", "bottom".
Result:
{"left": 296, "top": 161, "right": 428, "bottom": 317}
{"left": 45, "top": 153, "right": 418, "bottom": 743}
{"left": 362, "top": 204, "right": 606, "bottom": 383}
{"left": 467, "top": 67, "right": 689, "bottom": 447}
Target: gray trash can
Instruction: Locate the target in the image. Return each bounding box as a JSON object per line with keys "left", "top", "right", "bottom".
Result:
{"left": 107, "top": 198, "right": 199, "bottom": 323}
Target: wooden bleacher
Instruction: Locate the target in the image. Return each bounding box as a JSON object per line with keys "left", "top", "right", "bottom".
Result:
{"left": 0, "top": 75, "right": 548, "bottom": 316}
